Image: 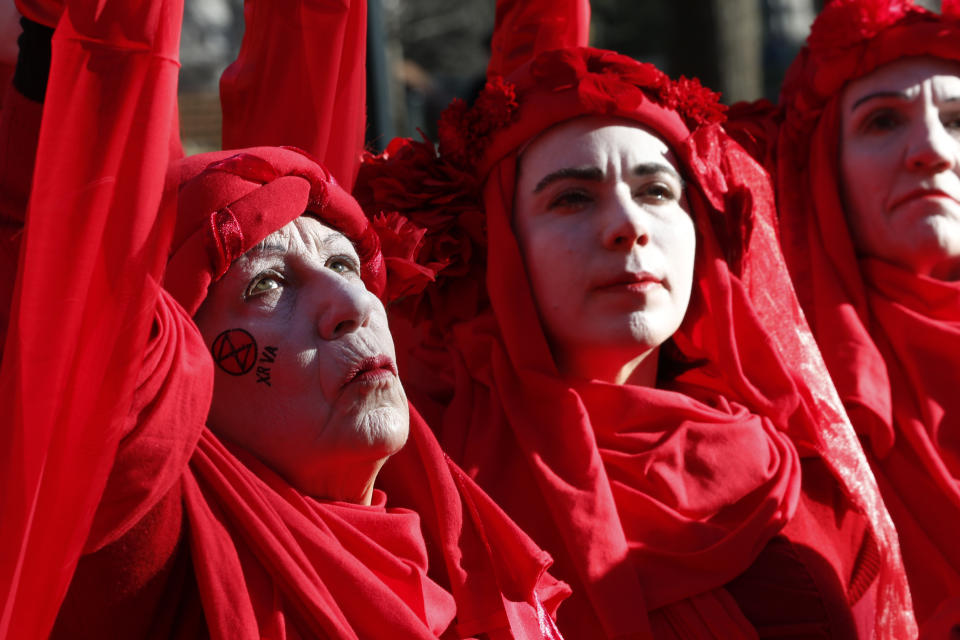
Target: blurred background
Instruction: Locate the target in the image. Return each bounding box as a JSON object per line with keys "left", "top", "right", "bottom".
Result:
{"left": 174, "top": 0, "right": 942, "bottom": 154}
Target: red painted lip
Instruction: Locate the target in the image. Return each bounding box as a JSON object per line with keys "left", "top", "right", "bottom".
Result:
{"left": 341, "top": 355, "right": 397, "bottom": 388}
{"left": 891, "top": 188, "right": 956, "bottom": 210}
{"left": 595, "top": 271, "right": 663, "bottom": 292}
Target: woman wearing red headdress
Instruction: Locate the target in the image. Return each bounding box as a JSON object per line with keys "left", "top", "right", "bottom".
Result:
{"left": 726, "top": 0, "right": 960, "bottom": 626}
{"left": 355, "top": 35, "right": 918, "bottom": 640}
{"left": 0, "top": 1, "right": 569, "bottom": 638}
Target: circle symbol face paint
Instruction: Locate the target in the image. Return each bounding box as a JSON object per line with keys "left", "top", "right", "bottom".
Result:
{"left": 211, "top": 328, "right": 258, "bottom": 376}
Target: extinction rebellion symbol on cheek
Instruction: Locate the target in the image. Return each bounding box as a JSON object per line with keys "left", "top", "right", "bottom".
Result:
{"left": 211, "top": 328, "right": 258, "bottom": 376}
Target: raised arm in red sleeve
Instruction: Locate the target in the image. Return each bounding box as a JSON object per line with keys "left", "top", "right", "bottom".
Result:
{"left": 486, "top": 0, "right": 589, "bottom": 79}
{"left": 0, "top": 0, "right": 183, "bottom": 636}
{"left": 220, "top": 0, "right": 367, "bottom": 189}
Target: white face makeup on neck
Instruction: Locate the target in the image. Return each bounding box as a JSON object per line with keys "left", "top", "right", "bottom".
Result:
{"left": 840, "top": 56, "right": 960, "bottom": 280}
{"left": 514, "top": 116, "right": 696, "bottom": 386}
{"left": 194, "top": 216, "right": 408, "bottom": 505}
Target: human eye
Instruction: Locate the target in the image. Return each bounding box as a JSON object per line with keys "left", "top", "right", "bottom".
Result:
{"left": 941, "top": 109, "right": 960, "bottom": 133}
{"left": 243, "top": 269, "right": 285, "bottom": 300}
{"left": 859, "top": 107, "right": 904, "bottom": 134}
{"left": 327, "top": 254, "right": 361, "bottom": 276}
{"left": 637, "top": 181, "right": 679, "bottom": 203}
{"left": 548, "top": 188, "right": 593, "bottom": 211}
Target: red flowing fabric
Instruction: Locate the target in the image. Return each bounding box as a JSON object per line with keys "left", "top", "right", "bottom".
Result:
{"left": 0, "top": 1, "right": 183, "bottom": 637}
{"left": 747, "top": 0, "right": 960, "bottom": 623}
{"left": 486, "top": 0, "right": 589, "bottom": 79}
{"left": 358, "top": 46, "right": 915, "bottom": 638}
{"left": 220, "top": 0, "right": 367, "bottom": 190}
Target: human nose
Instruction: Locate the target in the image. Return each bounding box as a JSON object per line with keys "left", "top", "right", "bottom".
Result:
{"left": 313, "top": 274, "right": 375, "bottom": 340}
{"left": 905, "top": 110, "right": 958, "bottom": 173}
{"left": 602, "top": 190, "right": 650, "bottom": 250}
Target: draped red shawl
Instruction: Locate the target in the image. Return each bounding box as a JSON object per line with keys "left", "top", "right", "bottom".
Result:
{"left": 0, "top": 3, "right": 567, "bottom": 635}
{"left": 759, "top": 0, "right": 960, "bottom": 622}
{"left": 358, "top": 46, "right": 914, "bottom": 639}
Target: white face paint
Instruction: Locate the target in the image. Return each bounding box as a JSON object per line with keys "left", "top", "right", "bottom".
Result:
{"left": 514, "top": 117, "right": 696, "bottom": 384}
{"left": 840, "top": 56, "right": 960, "bottom": 280}
{"left": 195, "top": 216, "right": 408, "bottom": 503}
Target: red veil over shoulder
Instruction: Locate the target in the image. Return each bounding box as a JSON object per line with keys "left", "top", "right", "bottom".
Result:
{"left": 357, "top": 47, "right": 914, "bottom": 638}
{"left": 734, "top": 0, "right": 960, "bottom": 623}
{"left": 0, "top": 2, "right": 567, "bottom": 637}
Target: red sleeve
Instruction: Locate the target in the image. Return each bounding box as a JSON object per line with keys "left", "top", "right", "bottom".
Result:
{"left": 220, "top": 0, "right": 367, "bottom": 190}
{"left": 0, "top": 0, "right": 183, "bottom": 637}
{"left": 486, "top": 0, "right": 590, "bottom": 79}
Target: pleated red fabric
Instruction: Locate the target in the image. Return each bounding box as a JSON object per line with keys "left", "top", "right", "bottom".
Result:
{"left": 220, "top": 0, "right": 367, "bottom": 190}
{"left": 357, "top": 46, "right": 915, "bottom": 639}
{"left": 736, "top": 0, "right": 960, "bottom": 623}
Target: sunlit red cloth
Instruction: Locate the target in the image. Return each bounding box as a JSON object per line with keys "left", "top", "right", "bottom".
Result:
{"left": 0, "top": 1, "right": 183, "bottom": 636}
{"left": 358, "top": 46, "right": 915, "bottom": 639}
{"left": 486, "top": 0, "right": 589, "bottom": 79}
{"left": 729, "top": 0, "right": 960, "bottom": 623}
{"left": 0, "top": 1, "right": 568, "bottom": 633}
{"left": 219, "top": 0, "right": 367, "bottom": 190}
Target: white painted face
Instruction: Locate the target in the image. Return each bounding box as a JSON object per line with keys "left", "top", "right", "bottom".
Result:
{"left": 194, "top": 216, "right": 408, "bottom": 502}
{"left": 839, "top": 56, "right": 960, "bottom": 280}
{"left": 514, "top": 117, "right": 696, "bottom": 384}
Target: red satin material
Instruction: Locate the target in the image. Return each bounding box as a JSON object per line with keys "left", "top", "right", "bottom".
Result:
{"left": 762, "top": 3, "right": 960, "bottom": 622}
{"left": 377, "top": 46, "right": 914, "bottom": 638}
{"left": 220, "top": 0, "right": 367, "bottom": 190}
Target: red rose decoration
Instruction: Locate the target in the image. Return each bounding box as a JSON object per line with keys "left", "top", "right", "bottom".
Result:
{"left": 438, "top": 77, "right": 518, "bottom": 169}
{"left": 356, "top": 135, "right": 488, "bottom": 325}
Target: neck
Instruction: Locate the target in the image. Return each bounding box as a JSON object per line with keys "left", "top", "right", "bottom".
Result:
{"left": 306, "top": 457, "right": 387, "bottom": 505}
{"left": 560, "top": 346, "right": 660, "bottom": 386}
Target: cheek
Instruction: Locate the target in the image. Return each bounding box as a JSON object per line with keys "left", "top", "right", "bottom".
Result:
{"left": 208, "top": 326, "right": 287, "bottom": 391}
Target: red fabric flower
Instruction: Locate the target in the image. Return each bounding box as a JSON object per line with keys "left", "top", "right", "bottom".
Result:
{"left": 356, "top": 135, "right": 487, "bottom": 324}
{"left": 438, "top": 78, "right": 518, "bottom": 169}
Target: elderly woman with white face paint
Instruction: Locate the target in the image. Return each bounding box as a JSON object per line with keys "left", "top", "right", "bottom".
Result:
{"left": 726, "top": 0, "right": 960, "bottom": 625}
{"left": 356, "top": 44, "right": 916, "bottom": 638}
{"left": 0, "top": 2, "right": 570, "bottom": 638}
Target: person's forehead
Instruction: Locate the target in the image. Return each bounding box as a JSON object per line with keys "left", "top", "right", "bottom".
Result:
{"left": 520, "top": 116, "right": 674, "bottom": 179}
{"left": 844, "top": 56, "right": 960, "bottom": 105}
{"left": 249, "top": 216, "right": 354, "bottom": 258}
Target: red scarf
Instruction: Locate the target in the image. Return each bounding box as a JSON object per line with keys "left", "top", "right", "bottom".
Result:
{"left": 359, "top": 46, "right": 914, "bottom": 638}
{"left": 768, "top": 2, "right": 960, "bottom": 620}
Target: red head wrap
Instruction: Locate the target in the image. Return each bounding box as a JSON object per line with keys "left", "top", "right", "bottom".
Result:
{"left": 165, "top": 146, "right": 385, "bottom": 316}
{"left": 360, "top": 46, "right": 914, "bottom": 638}
{"left": 771, "top": 0, "right": 960, "bottom": 622}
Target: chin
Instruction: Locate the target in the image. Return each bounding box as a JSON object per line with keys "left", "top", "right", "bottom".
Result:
{"left": 355, "top": 405, "right": 410, "bottom": 456}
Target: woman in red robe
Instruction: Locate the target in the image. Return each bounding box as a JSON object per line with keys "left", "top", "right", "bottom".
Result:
{"left": 726, "top": 0, "right": 960, "bottom": 626}
{"left": 355, "top": 44, "right": 915, "bottom": 638}
{"left": 0, "top": 1, "right": 568, "bottom": 637}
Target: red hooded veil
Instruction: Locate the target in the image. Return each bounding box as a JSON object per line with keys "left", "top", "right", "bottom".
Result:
{"left": 730, "top": 0, "right": 960, "bottom": 623}
{"left": 0, "top": 1, "right": 567, "bottom": 636}
{"left": 356, "top": 47, "right": 915, "bottom": 638}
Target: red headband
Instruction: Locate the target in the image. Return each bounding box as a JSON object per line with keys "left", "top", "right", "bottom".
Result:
{"left": 166, "top": 146, "right": 385, "bottom": 316}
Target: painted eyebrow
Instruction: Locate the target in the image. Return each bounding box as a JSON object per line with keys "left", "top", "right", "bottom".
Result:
{"left": 533, "top": 166, "right": 604, "bottom": 193}
{"left": 532, "top": 162, "right": 683, "bottom": 193}
{"left": 851, "top": 91, "right": 910, "bottom": 111}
